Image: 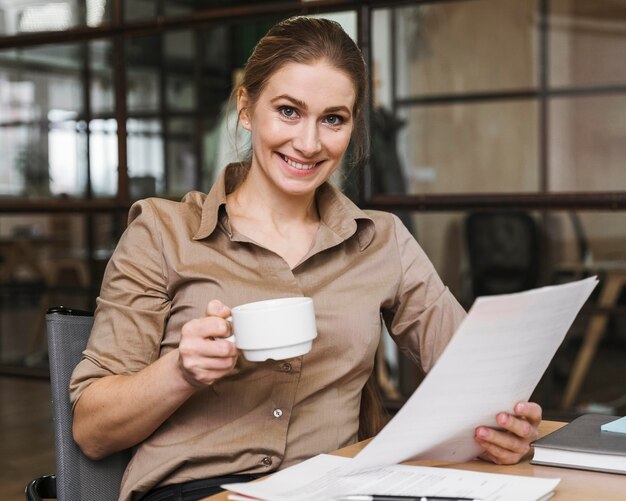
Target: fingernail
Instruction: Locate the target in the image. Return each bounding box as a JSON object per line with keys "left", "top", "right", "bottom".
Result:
{"left": 498, "top": 413, "right": 509, "bottom": 425}
{"left": 477, "top": 428, "right": 488, "bottom": 439}
{"left": 517, "top": 402, "right": 525, "bottom": 413}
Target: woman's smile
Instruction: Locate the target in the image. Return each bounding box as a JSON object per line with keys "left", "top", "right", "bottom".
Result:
{"left": 276, "top": 152, "right": 324, "bottom": 175}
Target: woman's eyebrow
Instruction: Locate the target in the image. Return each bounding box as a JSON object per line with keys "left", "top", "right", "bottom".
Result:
{"left": 271, "top": 94, "right": 307, "bottom": 110}
{"left": 324, "top": 105, "right": 352, "bottom": 116}
{"left": 271, "top": 94, "right": 352, "bottom": 116}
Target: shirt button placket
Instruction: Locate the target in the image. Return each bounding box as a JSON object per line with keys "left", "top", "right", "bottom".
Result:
{"left": 273, "top": 408, "right": 283, "bottom": 418}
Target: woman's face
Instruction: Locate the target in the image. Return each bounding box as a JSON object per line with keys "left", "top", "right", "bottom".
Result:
{"left": 238, "top": 60, "right": 356, "bottom": 198}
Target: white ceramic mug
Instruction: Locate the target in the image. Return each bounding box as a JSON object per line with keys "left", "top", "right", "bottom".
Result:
{"left": 227, "top": 297, "right": 317, "bottom": 361}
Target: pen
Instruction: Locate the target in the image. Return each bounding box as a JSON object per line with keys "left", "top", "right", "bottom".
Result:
{"left": 334, "top": 496, "right": 481, "bottom": 501}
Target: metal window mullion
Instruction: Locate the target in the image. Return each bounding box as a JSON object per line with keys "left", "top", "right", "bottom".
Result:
{"left": 358, "top": 3, "right": 373, "bottom": 205}
{"left": 113, "top": 0, "right": 128, "bottom": 205}
{"left": 538, "top": 0, "right": 550, "bottom": 193}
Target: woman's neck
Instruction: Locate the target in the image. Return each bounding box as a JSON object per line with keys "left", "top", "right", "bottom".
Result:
{"left": 227, "top": 167, "right": 320, "bottom": 228}
{"left": 225, "top": 167, "right": 322, "bottom": 268}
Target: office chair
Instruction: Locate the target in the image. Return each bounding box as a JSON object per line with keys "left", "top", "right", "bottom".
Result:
{"left": 26, "top": 307, "right": 131, "bottom": 501}
{"left": 465, "top": 210, "right": 542, "bottom": 299}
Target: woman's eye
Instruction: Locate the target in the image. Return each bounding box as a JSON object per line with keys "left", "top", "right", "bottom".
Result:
{"left": 279, "top": 106, "right": 298, "bottom": 119}
{"left": 325, "top": 115, "right": 344, "bottom": 126}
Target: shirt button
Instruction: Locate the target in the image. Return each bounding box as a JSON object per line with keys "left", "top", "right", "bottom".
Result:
{"left": 280, "top": 362, "right": 292, "bottom": 372}
{"left": 261, "top": 456, "right": 273, "bottom": 467}
{"left": 273, "top": 408, "right": 283, "bottom": 418}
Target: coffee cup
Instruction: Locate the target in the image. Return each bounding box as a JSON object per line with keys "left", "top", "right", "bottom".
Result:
{"left": 227, "top": 297, "right": 317, "bottom": 361}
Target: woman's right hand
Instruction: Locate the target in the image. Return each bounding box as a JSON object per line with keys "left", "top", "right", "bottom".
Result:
{"left": 177, "top": 299, "right": 239, "bottom": 388}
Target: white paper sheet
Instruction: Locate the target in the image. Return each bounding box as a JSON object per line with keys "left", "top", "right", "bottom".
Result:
{"left": 346, "top": 276, "right": 598, "bottom": 472}
{"left": 225, "top": 453, "right": 560, "bottom": 501}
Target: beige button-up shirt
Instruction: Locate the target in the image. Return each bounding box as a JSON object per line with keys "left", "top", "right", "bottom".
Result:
{"left": 70, "top": 165, "right": 466, "bottom": 501}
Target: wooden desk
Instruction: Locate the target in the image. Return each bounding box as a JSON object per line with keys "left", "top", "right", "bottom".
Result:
{"left": 559, "top": 262, "right": 626, "bottom": 409}
{"left": 203, "top": 421, "right": 625, "bottom": 500}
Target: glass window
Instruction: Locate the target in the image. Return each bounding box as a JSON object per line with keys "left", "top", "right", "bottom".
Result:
{"left": 165, "top": 30, "right": 196, "bottom": 111}
{"left": 0, "top": 43, "right": 84, "bottom": 198}
{"left": 86, "top": 0, "right": 111, "bottom": 27}
{"left": 549, "top": 95, "right": 626, "bottom": 192}
{"left": 381, "top": 0, "right": 537, "bottom": 100}
{"left": 124, "top": 0, "right": 157, "bottom": 22}
{"left": 127, "top": 119, "right": 163, "bottom": 198}
{"left": 167, "top": 118, "right": 197, "bottom": 197}
{"left": 90, "top": 119, "right": 118, "bottom": 197}
{"left": 550, "top": 0, "right": 626, "bottom": 87}
{"left": 0, "top": 124, "right": 43, "bottom": 197}
{"left": 390, "top": 100, "right": 539, "bottom": 195}
{"left": 126, "top": 35, "right": 160, "bottom": 113}
{"left": 49, "top": 120, "right": 87, "bottom": 197}
{"left": 164, "top": 1, "right": 193, "bottom": 16}
{"left": 0, "top": 0, "right": 111, "bottom": 36}
{"left": 91, "top": 40, "right": 115, "bottom": 115}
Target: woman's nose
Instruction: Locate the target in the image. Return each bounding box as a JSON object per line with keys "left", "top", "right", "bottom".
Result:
{"left": 293, "top": 120, "right": 322, "bottom": 157}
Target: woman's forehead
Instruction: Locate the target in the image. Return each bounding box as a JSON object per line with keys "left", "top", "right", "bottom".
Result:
{"left": 260, "top": 61, "right": 356, "bottom": 111}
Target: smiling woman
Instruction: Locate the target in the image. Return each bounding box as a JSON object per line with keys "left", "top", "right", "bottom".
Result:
{"left": 68, "top": 16, "right": 541, "bottom": 501}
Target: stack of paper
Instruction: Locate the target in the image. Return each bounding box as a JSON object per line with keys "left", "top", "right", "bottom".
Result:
{"left": 226, "top": 454, "right": 559, "bottom": 501}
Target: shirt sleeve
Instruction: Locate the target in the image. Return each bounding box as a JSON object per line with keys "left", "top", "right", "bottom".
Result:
{"left": 69, "top": 199, "right": 171, "bottom": 406}
{"left": 385, "top": 214, "right": 467, "bottom": 373}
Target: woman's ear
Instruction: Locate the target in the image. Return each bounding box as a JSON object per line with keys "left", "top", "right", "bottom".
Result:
{"left": 237, "top": 87, "right": 252, "bottom": 131}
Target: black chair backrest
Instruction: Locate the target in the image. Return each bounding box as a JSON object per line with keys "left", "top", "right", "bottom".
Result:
{"left": 465, "top": 211, "right": 542, "bottom": 298}
{"left": 47, "top": 308, "right": 131, "bottom": 501}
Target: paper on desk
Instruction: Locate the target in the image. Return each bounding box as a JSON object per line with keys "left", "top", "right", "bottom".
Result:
{"left": 347, "top": 276, "right": 598, "bottom": 472}
{"left": 225, "top": 453, "right": 560, "bottom": 501}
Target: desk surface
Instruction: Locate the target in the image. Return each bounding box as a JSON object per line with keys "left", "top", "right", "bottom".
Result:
{"left": 203, "top": 421, "right": 625, "bottom": 500}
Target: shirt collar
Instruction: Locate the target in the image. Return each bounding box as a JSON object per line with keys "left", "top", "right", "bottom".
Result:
{"left": 192, "top": 163, "right": 242, "bottom": 241}
{"left": 193, "top": 164, "right": 374, "bottom": 251}
{"left": 315, "top": 182, "right": 374, "bottom": 251}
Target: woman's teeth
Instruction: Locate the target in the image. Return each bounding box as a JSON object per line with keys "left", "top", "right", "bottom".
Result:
{"left": 282, "top": 154, "right": 316, "bottom": 170}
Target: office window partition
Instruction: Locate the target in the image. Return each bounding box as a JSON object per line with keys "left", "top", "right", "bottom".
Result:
{"left": 0, "top": 0, "right": 623, "bottom": 408}
{"left": 367, "top": 0, "right": 626, "bottom": 408}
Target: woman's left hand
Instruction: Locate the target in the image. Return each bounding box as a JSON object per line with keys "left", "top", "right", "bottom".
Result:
{"left": 474, "top": 401, "right": 542, "bottom": 465}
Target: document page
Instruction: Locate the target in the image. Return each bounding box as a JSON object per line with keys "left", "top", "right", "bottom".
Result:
{"left": 348, "top": 276, "right": 598, "bottom": 471}
{"left": 225, "top": 453, "right": 560, "bottom": 501}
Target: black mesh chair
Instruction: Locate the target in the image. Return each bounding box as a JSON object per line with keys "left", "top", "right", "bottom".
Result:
{"left": 465, "top": 211, "right": 542, "bottom": 298}
{"left": 26, "top": 307, "right": 131, "bottom": 501}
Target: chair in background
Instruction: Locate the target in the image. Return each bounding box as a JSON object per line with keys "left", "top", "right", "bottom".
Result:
{"left": 26, "top": 307, "right": 130, "bottom": 501}
{"left": 465, "top": 210, "right": 542, "bottom": 299}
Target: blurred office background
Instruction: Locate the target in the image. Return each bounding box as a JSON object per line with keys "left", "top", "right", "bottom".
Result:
{"left": 1, "top": 0, "right": 626, "bottom": 499}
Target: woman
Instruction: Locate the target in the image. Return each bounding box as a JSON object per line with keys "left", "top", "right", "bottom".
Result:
{"left": 70, "top": 16, "right": 541, "bottom": 501}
